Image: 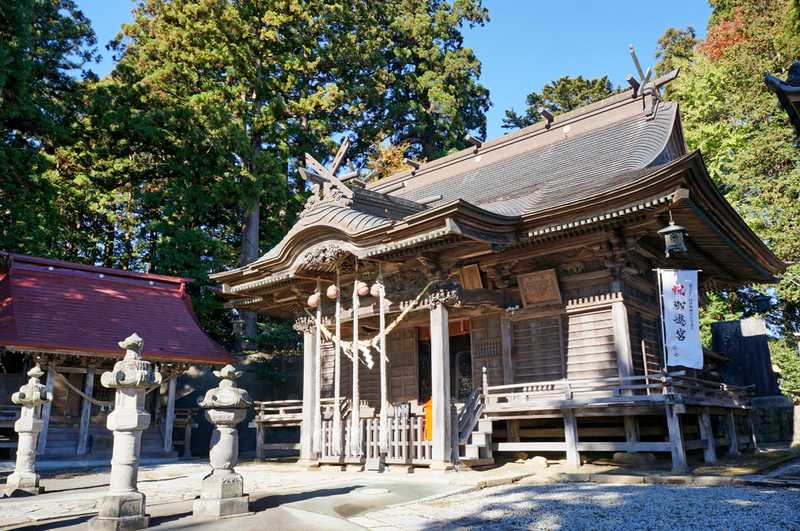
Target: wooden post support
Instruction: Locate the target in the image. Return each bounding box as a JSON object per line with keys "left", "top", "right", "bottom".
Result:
{"left": 183, "top": 419, "right": 193, "bottom": 458}
{"left": 500, "top": 316, "right": 514, "bottom": 384}
{"left": 255, "top": 424, "right": 265, "bottom": 460}
{"left": 162, "top": 376, "right": 177, "bottom": 453}
{"left": 563, "top": 410, "right": 580, "bottom": 468}
{"left": 299, "top": 328, "right": 317, "bottom": 462}
{"left": 36, "top": 368, "right": 54, "bottom": 455}
{"left": 624, "top": 416, "right": 640, "bottom": 453}
{"left": 666, "top": 404, "right": 688, "bottom": 473}
{"left": 332, "top": 271, "right": 342, "bottom": 458}
{"left": 430, "top": 301, "right": 452, "bottom": 466}
{"left": 747, "top": 411, "right": 759, "bottom": 451}
{"left": 313, "top": 294, "right": 323, "bottom": 459}
{"left": 76, "top": 369, "right": 95, "bottom": 455}
{"left": 350, "top": 273, "right": 362, "bottom": 459}
{"left": 726, "top": 411, "right": 740, "bottom": 456}
{"left": 377, "top": 280, "right": 388, "bottom": 462}
{"left": 698, "top": 407, "right": 717, "bottom": 464}
{"left": 507, "top": 420, "right": 520, "bottom": 442}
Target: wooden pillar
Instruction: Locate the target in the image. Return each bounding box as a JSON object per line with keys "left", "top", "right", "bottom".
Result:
{"left": 612, "top": 301, "right": 639, "bottom": 451}
{"left": 624, "top": 416, "right": 640, "bottom": 452}
{"left": 298, "top": 326, "right": 317, "bottom": 462}
{"left": 313, "top": 292, "right": 323, "bottom": 459}
{"left": 698, "top": 407, "right": 717, "bottom": 464}
{"left": 726, "top": 411, "right": 740, "bottom": 456}
{"left": 666, "top": 404, "right": 688, "bottom": 473}
{"left": 747, "top": 411, "right": 759, "bottom": 451}
{"left": 430, "top": 301, "right": 452, "bottom": 466}
{"left": 332, "top": 273, "right": 343, "bottom": 458}
{"left": 500, "top": 316, "right": 514, "bottom": 384}
{"left": 162, "top": 376, "right": 177, "bottom": 453}
{"left": 507, "top": 421, "right": 520, "bottom": 442}
{"left": 76, "top": 369, "right": 95, "bottom": 455}
{"left": 255, "top": 424, "right": 265, "bottom": 460}
{"left": 36, "top": 368, "right": 55, "bottom": 455}
{"left": 350, "top": 276, "right": 362, "bottom": 459}
{"left": 183, "top": 419, "right": 193, "bottom": 458}
{"left": 563, "top": 410, "right": 580, "bottom": 468}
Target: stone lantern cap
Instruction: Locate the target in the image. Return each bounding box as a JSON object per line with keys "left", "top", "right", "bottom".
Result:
{"left": 198, "top": 365, "right": 252, "bottom": 410}
{"left": 100, "top": 332, "right": 162, "bottom": 389}
{"left": 11, "top": 365, "right": 52, "bottom": 407}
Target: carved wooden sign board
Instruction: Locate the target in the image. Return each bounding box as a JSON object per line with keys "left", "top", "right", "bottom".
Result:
{"left": 517, "top": 269, "right": 561, "bottom": 306}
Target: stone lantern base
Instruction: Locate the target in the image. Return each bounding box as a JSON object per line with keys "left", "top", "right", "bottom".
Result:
{"left": 4, "top": 472, "right": 44, "bottom": 496}
{"left": 192, "top": 470, "right": 250, "bottom": 518}
{"left": 88, "top": 492, "right": 149, "bottom": 531}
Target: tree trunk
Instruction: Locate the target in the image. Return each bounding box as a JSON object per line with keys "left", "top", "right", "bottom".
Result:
{"left": 240, "top": 201, "right": 260, "bottom": 345}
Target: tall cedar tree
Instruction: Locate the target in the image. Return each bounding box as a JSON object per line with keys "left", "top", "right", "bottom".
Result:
{"left": 48, "top": 0, "right": 490, "bottom": 346}
{"left": 503, "top": 75, "right": 615, "bottom": 130}
{"left": 0, "top": 0, "right": 97, "bottom": 258}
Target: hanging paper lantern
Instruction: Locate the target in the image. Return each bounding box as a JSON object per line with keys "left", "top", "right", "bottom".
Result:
{"left": 326, "top": 284, "right": 339, "bottom": 299}
{"left": 307, "top": 292, "right": 320, "bottom": 308}
{"left": 370, "top": 282, "right": 382, "bottom": 298}
{"left": 356, "top": 281, "right": 369, "bottom": 297}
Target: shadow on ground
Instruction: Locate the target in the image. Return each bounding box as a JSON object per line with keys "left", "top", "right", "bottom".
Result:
{"left": 410, "top": 481, "right": 800, "bottom": 531}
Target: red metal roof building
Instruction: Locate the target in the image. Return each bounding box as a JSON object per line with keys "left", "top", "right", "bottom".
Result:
{"left": 0, "top": 253, "right": 232, "bottom": 364}
{"left": 0, "top": 253, "right": 233, "bottom": 459}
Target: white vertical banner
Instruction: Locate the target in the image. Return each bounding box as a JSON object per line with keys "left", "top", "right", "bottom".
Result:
{"left": 658, "top": 269, "right": 703, "bottom": 369}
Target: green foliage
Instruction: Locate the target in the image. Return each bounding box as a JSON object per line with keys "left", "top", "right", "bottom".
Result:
{"left": 0, "top": 0, "right": 97, "bottom": 257}
{"left": 654, "top": 26, "right": 698, "bottom": 77}
{"left": 502, "top": 75, "right": 615, "bottom": 130}
{"left": 770, "top": 338, "right": 800, "bottom": 403}
{"left": 1, "top": 0, "right": 490, "bottom": 348}
{"left": 658, "top": 0, "right": 800, "bottom": 335}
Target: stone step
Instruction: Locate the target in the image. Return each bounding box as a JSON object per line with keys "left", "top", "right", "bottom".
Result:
{"left": 477, "top": 419, "right": 493, "bottom": 433}
{"left": 464, "top": 444, "right": 480, "bottom": 459}
{"left": 471, "top": 431, "right": 491, "bottom": 447}
{"left": 459, "top": 457, "right": 494, "bottom": 468}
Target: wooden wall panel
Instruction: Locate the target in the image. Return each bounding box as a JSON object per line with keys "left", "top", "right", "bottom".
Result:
{"left": 564, "top": 310, "right": 619, "bottom": 380}
{"left": 512, "top": 316, "right": 564, "bottom": 382}
{"left": 388, "top": 327, "right": 418, "bottom": 402}
{"left": 470, "top": 314, "right": 504, "bottom": 386}
{"left": 629, "top": 310, "right": 663, "bottom": 376}
{"left": 320, "top": 340, "right": 335, "bottom": 398}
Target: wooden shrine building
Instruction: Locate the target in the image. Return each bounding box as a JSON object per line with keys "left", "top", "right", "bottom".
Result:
{"left": 213, "top": 71, "right": 783, "bottom": 472}
{"left": 0, "top": 253, "right": 234, "bottom": 458}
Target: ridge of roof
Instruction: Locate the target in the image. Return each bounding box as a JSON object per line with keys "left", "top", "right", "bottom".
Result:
{"left": 370, "top": 70, "right": 680, "bottom": 195}
{"left": 3, "top": 253, "right": 193, "bottom": 284}
{"left": 369, "top": 89, "right": 636, "bottom": 193}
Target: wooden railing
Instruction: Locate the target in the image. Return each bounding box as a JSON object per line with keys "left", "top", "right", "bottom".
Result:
{"left": 320, "top": 414, "right": 433, "bottom": 464}
{"left": 0, "top": 405, "right": 20, "bottom": 450}
{"left": 484, "top": 371, "right": 752, "bottom": 411}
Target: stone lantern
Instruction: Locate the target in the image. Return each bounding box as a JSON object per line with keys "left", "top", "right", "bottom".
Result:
{"left": 193, "top": 364, "right": 252, "bottom": 518}
{"left": 90, "top": 333, "right": 161, "bottom": 531}
{"left": 4, "top": 364, "right": 52, "bottom": 496}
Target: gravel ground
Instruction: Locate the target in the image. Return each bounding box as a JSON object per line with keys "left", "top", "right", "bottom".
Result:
{"left": 357, "top": 481, "right": 800, "bottom": 530}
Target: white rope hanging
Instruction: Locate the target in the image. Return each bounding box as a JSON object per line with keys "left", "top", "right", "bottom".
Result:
{"left": 305, "top": 278, "right": 437, "bottom": 370}
{"left": 51, "top": 370, "right": 161, "bottom": 411}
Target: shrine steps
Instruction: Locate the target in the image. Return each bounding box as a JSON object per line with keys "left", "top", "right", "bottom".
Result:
{"left": 459, "top": 418, "right": 494, "bottom": 468}
{"left": 42, "top": 425, "right": 176, "bottom": 458}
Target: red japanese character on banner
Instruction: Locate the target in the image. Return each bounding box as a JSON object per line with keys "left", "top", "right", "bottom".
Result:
{"left": 672, "top": 283, "right": 686, "bottom": 296}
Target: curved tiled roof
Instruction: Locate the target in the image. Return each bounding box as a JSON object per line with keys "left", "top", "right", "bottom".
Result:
{"left": 391, "top": 103, "right": 679, "bottom": 216}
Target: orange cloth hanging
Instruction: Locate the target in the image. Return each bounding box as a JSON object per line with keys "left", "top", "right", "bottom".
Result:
{"left": 423, "top": 398, "right": 433, "bottom": 441}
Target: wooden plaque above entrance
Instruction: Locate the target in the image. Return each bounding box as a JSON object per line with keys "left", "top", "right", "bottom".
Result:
{"left": 517, "top": 269, "right": 561, "bottom": 307}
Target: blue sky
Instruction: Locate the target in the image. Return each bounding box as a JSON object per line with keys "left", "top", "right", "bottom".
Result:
{"left": 77, "top": 0, "right": 711, "bottom": 140}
